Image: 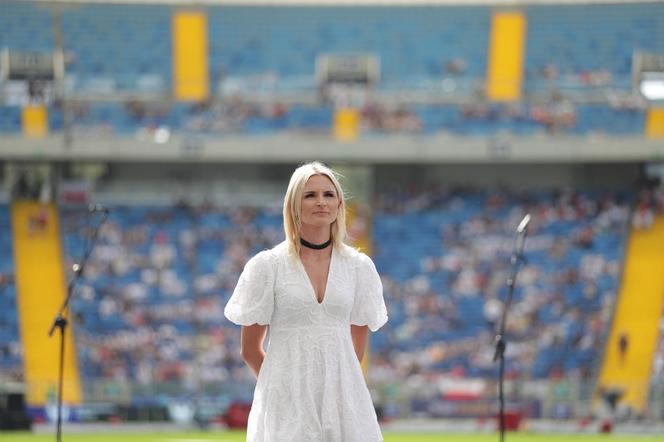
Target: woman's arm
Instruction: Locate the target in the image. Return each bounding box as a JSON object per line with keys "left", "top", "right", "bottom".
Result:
{"left": 240, "top": 324, "right": 268, "bottom": 378}
{"left": 350, "top": 325, "right": 369, "bottom": 363}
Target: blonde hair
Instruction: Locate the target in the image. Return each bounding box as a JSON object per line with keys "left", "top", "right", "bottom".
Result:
{"left": 283, "top": 161, "right": 347, "bottom": 256}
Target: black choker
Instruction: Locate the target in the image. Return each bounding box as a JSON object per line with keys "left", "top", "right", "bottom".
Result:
{"left": 300, "top": 237, "right": 332, "bottom": 250}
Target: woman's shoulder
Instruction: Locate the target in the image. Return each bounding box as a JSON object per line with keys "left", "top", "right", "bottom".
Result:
{"left": 248, "top": 241, "right": 288, "bottom": 267}
{"left": 337, "top": 243, "right": 375, "bottom": 268}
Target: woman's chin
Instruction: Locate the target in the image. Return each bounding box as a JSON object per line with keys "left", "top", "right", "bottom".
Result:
{"left": 302, "top": 219, "right": 333, "bottom": 228}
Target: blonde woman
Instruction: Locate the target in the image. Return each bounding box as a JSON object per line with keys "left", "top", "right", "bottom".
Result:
{"left": 224, "top": 161, "right": 388, "bottom": 441}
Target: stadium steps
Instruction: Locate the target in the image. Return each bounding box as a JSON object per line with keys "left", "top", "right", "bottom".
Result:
{"left": 11, "top": 201, "right": 82, "bottom": 406}
{"left": 596, "top": 215, "right": 664, "bottom": 414}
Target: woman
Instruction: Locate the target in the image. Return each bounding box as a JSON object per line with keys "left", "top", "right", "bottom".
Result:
{"left": 224, "top": 161, "right": 388, "bottom": 441}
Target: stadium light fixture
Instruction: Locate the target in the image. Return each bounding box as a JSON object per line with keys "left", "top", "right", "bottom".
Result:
{"left": 639, "top": 72, "right": 664, "bottom": 101}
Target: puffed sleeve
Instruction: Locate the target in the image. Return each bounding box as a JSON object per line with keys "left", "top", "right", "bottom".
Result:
{"left": 350, "top": 253, "right": 388, "bottom": 332}
{"left": 224, "top": 251, "right": 275, "bottom": 326}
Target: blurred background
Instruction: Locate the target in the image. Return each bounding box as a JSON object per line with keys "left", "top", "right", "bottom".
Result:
{"left": 1, "top": 0, "right": 664, "bottom": 436}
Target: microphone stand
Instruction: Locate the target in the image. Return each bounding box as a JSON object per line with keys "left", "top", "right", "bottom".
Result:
{"left": 48, "top": 205, "right": 108, "bottom": 442}
{"left": 493, "top": 214, "right": 530, "bottom": 442}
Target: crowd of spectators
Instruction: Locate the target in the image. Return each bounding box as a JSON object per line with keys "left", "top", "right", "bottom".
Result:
{"left": 0, "top": 181, "right": 648, "bottom": 418}
{"left": 59, "top": 203, "right": 283, "bottom": 404}
{"left": 654, "top": 315, "right": 664, "bottom": 393}
{"left": 646, "top": 180, "right": 664, "bottom": 395}
{"left": 632, "top": 181, "right": 664, "bottom": 230}
{"left": 371, "top": 187, "right": 631, "bottom": 410}
{"left": 0, "top": 269, "right": 21, "bottom": 382}
{"left": 51, "top": 185, "right": 634, "bottom": 417}
{"left": 5, "top": 82, "right": 645, "bottom": 139}
{"left": 0, "top": 203, "right": 21, "bottom": 383}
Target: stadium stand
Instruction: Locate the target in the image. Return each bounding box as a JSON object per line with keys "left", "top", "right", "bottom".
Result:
{"left": 2, "top": 0, "right": 664, "bottom": 430}
{"left": 29, "top": 185, "right": 632, "bottom": 420}
{"left": 1, "top": 1, "right": 660, "bottom": 137}
{"left": 0, "top": 100, "right": 646, "bottom": 137}
{"left": 207, "top": 6, "right": 489, "bottom": 83}
{"left": 0, "top": 204, "right": 21, "bottom": 380}
{"left": 58, "top": 204, "right": 283, "bottom": 410}
{"left": 525, "top": 4, "right": 664, "bottom": 88}
{"left": 372, "top": 188, "right": 631, "bottom": 384}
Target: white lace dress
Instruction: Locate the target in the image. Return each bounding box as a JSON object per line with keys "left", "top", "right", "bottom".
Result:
{"left": 224, "top": 241, "right": 388, "bottom": 442}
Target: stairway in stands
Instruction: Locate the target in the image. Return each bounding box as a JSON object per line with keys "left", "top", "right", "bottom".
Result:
{"left": 597, "top": 215, "right": 664, "bottom": 414}
{"left": 11, "top": 201, "right": 81, "bottom": 407}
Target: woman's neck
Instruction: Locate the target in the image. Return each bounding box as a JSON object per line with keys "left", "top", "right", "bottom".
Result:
{"left": 299, "top": 226, "right": 331, "bottom": 245}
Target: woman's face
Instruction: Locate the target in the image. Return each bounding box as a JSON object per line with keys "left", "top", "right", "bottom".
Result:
{"left": 300, "top": 174, "right": 340, "bottom": 229}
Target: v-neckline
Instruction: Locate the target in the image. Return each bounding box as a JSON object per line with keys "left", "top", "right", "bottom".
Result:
{"left": 298, "top": 247, "right": 335, "bottom": 305}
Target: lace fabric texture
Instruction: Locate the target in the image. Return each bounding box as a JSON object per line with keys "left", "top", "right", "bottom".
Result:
{"left": 224, "top": 242, "right": 388, "bottom": 442}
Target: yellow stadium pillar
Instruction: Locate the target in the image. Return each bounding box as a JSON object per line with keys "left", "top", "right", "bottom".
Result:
{"left": 486, "top": 11, "right": 526, "bottom": 102}
{"left": 645, "top": 108, "right": 664, "bottom": 138}
{"left": 172, "top": 11, "right": 209, "bottom": 101}
{"left": 334, "top": 108, "right": 359, "bottom": 142}
{"left": 22, "top": 105, "right": 48, "bottom": 138}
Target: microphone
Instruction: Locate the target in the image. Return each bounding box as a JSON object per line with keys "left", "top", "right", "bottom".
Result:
{"left": 88, "top": 203, "right": 109, "bottom": 215}
{"left": 517, "top": 213, "right": 531, "bottom": 234}
{"left": 512, "top": 213, "right": 531, "bottom": 266}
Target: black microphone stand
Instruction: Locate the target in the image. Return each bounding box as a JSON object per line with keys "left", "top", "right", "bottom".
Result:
{"left": 48, "top": 205, "right": 108, "bottom": 442}
{"left": 493, "top": 214, "right": 530, "bottom": 442}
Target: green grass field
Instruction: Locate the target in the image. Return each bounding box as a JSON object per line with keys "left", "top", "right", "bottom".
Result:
{"left": 1, "top": 431, "right": 662, "bottom": 442}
